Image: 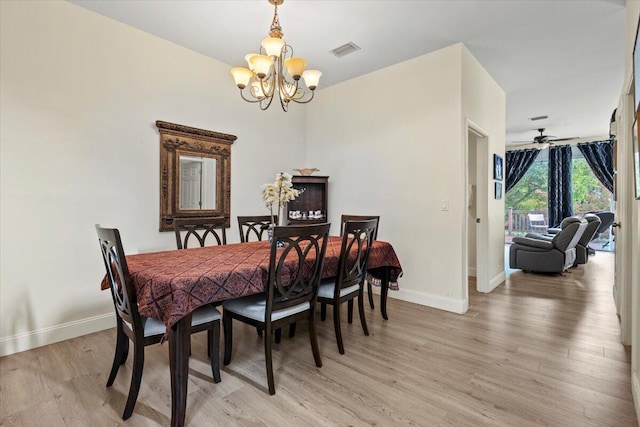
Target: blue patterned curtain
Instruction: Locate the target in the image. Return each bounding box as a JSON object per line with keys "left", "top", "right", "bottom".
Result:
{"left": 548, "top": 145, "right": 573, "bottom": 227}
{"left": 577, "top": 140, "right": 614, "bottom": 193}
{"left": 505, "top": 148, "right": 541, "bottom": 193}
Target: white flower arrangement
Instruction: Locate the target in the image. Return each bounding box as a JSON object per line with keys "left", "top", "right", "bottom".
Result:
{"left": 262, "top": 172, "right": 303, "bottom": 225}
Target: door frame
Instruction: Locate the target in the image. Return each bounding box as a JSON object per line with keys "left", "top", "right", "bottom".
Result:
{"left": 463, "top": 119, "right": 490, "bottom": 302}
{"left": 616, "top": 73, "right": 634, "bottom": 345}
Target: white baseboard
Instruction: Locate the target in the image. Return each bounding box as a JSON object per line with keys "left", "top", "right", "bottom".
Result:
{"left": 370, "top": 287, "right": 468, "bottom": 314}
{"left": 633, "top": 371, "right": 640, "bottom": 423}
{"left": 612, "top": 283, "right": 620, "bottom": 315}
{"left": 489, "top": 271, "right": 506, "bottom": 292}
{"left": 0, "top": 312, "right": 115, "bottom": 357}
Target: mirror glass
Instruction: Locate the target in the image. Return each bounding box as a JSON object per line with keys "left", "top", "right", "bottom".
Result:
{"left": 179, "top": 155, "right": 217, "bottom": 210}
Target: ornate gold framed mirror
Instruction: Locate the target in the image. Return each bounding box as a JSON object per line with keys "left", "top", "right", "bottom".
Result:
{"left": 156, "top": 120, "right": 236, "bottom": 231}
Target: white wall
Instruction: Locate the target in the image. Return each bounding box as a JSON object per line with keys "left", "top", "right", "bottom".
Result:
{"left": 305, "top": 44, "right": 505, "bottom": 312}
{"left": 0, "top": 1, "right": 306, "bottom": 356}
{"left": 621, "top": 0, "right": 640, "bottom": 417}
{"left": 462, "top": 48, "right": 507, "bottom": 289}
{"left": 0, "top": 3, "right": 507, "bottom": 356}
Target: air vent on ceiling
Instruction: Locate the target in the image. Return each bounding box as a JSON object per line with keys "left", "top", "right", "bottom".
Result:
{"left": 330, "top": 42, "right": 361, "bottom": 58}
{"left": 529, "top": 115, "right": 548, "bottom": 121}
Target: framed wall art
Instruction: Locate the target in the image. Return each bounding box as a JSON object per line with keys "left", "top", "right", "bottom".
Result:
{"left": 493, "top": 154, "right": 503, "bottom": 181}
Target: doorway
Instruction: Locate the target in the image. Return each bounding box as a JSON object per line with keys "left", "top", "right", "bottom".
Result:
{"left": 465, "top": 120, "right": 490, "bottom": 302}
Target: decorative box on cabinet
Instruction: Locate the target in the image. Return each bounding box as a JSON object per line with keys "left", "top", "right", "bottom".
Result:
{"left": 289, "top": 175, "right": 328, "bottom": 225}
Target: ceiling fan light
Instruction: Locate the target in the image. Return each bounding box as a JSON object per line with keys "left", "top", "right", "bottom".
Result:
{"left": 302, "top": 69, "right": 322, "bottom": 90}
{"left": 261, "top": 37, "right": 285, "bottom": 57}
{"left": 230, "top": 67, "right": 253, "bottom": 89}
{"left": 284, "top": 57, "right": 307, "bottom": 79}
{"left": 250, "top": 54, "right": 273, "bottom": 79}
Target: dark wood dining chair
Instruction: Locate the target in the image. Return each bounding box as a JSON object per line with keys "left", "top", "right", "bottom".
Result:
{"left": 237, "top": 214, "right": 281, "bottom": 338}
{"left": 173, "top": 216, "right": 227, "bottom": 249}
{"left": 237, "top": 215, "right": 277, "bottom": 243}
{"left": 318, "top": 218, "right": 377, "bottom": 354}
{"left": 95, "top": 225, "right": 221, "bottom": 420}
{"left": 339, "top": 214, "right": 380, "bottom": 309}
{"left": 222, "top": 223, "right": 330, "bottom": 395}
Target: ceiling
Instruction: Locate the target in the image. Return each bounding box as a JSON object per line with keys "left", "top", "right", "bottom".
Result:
{"left": 70, "top": 0, "right": 626, "bottom": 145}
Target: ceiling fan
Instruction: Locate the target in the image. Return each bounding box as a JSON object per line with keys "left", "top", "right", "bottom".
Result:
{"left": 510, "top": 128, "right": 579, "bottom": 145}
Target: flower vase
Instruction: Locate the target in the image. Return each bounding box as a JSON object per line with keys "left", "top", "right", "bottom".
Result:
{"left": 278, "top": 204, "right": 288, "bottom": 226}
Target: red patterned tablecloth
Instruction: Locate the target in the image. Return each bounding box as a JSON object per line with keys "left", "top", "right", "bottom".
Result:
{"left": 101, "top": 236, "right": 402, "bottom": 332}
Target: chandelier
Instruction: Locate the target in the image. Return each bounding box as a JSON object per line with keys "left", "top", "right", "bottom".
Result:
{"left": 230, "top": 0, "right": 322, "bottom": 112}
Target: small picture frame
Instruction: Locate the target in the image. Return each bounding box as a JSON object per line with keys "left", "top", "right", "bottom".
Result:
{"left": 493, "top": 154, "right": 503, "bottom": 181}
{"left": 495, "top": 182, "right": 502, "bottom": 199}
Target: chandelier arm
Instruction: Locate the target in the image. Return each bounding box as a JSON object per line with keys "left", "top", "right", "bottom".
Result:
{"left": 259, "top": 91, "right": 276, "bottom": 110}
{"left": 279, "top": 76, "right": 298, "bottom": 100}
{"left": 288, "top": 89, "right": 315, "bottom": 104}
{"left": 259, "top": 72, "right": 276, "bottom": 99}
{"left": 239, "top": 89, "right": 263, "bottom": 104}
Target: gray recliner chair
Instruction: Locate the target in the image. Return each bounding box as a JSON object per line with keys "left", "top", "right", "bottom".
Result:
{"left": 543, "top": 213, "right": 601, "bottom": 265}
{"left": 509, "top": 216, "right": 588, "bottom": 273}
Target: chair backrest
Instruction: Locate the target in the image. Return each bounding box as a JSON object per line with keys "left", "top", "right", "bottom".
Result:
{"left": 238, "top": 215, "right": 277, "bottom": 243}
{"left": 340, "top": 215, "right": 380, "bottom": 240}
{"left": 335, "top": 219, "right": 378, "bottom": 295}
{"left": 266, "top": 223, "right": 330, "bottom": 318}
{"left": 551, "top": 216, "right": 587, "bottom": 252}
{"left": 578, "top": 214, "right": 602, "bottom": 246}
{"left": 591, "top": 211, "right": 615, "bottom": 236}
{"left": 173, "top": 216, "right": 227, "bottom": 249}
{"left": 95, "top": 225, "right": 142, "bottom": 328}
{"left": 527, "top": 213, "right": 547, "bottom": 229}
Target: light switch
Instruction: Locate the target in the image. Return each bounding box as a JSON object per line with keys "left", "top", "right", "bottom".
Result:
{"left": 441, "top": 200, "right": 449, "bottom": 211}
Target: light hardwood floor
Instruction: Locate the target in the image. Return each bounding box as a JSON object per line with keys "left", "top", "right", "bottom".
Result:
{"left": 1, "top": 251, "right": 637, "bottom": 426}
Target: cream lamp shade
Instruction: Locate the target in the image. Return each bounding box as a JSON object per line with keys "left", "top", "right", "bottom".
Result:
{"left": 301, "top": 70, "right": 322, "bottom": 90}
{"left": 261, "top": 37, "right": 285, "bottom": 57}
{"left": 284, "top": 57, "right": 307, "bottom": 79}
{"left": 230, "top": 67, "right": 253, "bottom": 89}
{"left": 250, "top": 55, "right": 274, "bottom": 79}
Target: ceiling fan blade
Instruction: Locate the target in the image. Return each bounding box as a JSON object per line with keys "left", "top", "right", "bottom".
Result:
{"left": 548, "top": 136, "right": 579, "bottom": 142}
{"left": 506, "top": 142, "right": 550, "bottom": 151}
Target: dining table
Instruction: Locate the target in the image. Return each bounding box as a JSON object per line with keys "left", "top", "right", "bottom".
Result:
{"left": 101, "top": 235, "right": 402, "bottom": 427}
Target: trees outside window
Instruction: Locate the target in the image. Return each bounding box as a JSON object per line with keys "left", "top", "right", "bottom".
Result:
{"left": 505, "top": 147, "right": 612, "bottom": 243}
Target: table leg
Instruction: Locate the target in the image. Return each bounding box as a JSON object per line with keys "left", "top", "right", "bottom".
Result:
{"left": 380, "top": 266, "right": 389, "bottom": 320}
{"left": 169, "top": 314, "right": 191, "bottom": 427}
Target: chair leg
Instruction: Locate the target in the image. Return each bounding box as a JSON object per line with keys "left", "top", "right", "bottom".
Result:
{"left": 275, "top": 328, "right": 282, "bottom": 344}
{"left": 264, "top": 325, "right": 276, "bottom": 395}
{"left": 288, "top": 322, "right": 297, "bottom": 338}
{"left": 122, "top": 341, "right": 144, "bottom": 420}
{"left": 208, "top": 324, "right": 221, "bottom": 383}
{"left": 367, "top": 281, "right": 375, "bottom": 309}
{"left": 257, "top": 327, "right": 263, "bottom": 337}
{"left": 333, "top": 302, "right": 345, "bottom": 354}
{"left": 107, "top": 323, "right": 128, "bottom": 387}
{"left": 357, "top": 293, "right": 369, "bottom": 336}
{"left": 308, "top": 312, "right": 322, "bottom": 368}
{"left": 347, "top": 299, "right": 354, "bottom": 323}
{"left": 320, "top": 303, "right": 327, "bottom": 321}
{"left": 223, "top": 311, "right": 233, "bottom": 366}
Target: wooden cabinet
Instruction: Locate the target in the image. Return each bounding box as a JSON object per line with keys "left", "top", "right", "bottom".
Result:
{"left": 288, "top": 176, "right": 328, "bottom": 225}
